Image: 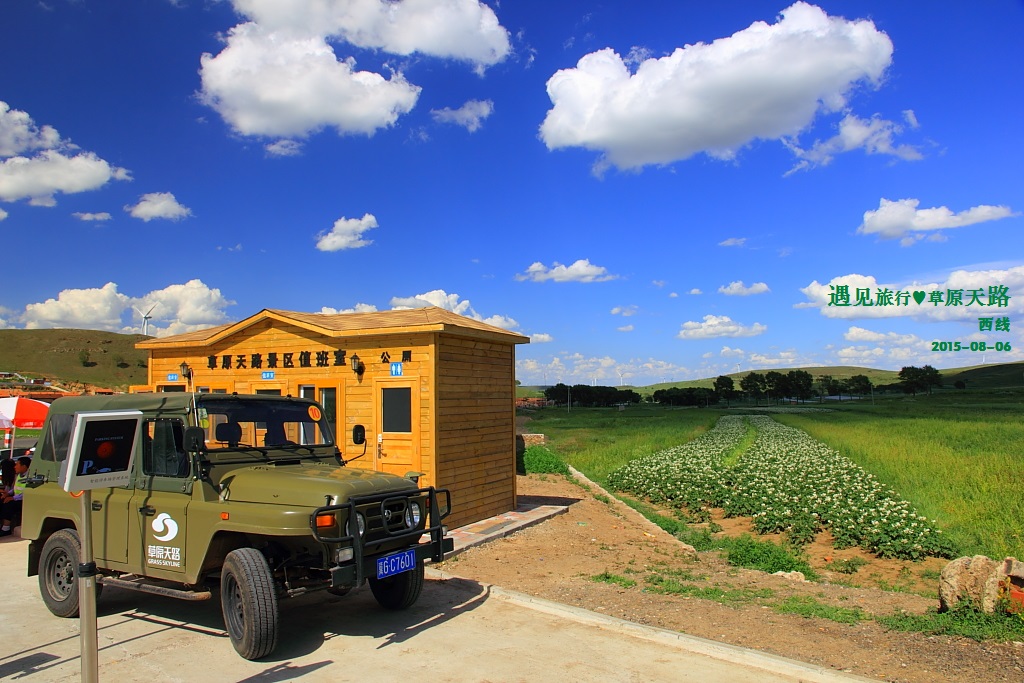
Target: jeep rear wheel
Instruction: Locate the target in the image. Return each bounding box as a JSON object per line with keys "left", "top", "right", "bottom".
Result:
{"left": 368, "top": 559, "right": 424, "bottom": 610}
{"left": 220, "top": 548, "right": 279, "bottom": 660}
{"left": 39, "top": 528, "right": 102, "bottom": 617}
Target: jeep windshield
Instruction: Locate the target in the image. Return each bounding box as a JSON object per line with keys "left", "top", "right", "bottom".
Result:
{"left": 195, "top": 396, "right": 335, "bottom": 455}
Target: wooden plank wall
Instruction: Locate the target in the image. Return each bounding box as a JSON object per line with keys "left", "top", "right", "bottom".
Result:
{"left": 434, "top": 335, "right": 516, "bottom": 528}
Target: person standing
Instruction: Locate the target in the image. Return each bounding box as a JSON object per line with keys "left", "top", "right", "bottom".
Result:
{"left": 0, "top": 456, "right": 31, "bottom": 536}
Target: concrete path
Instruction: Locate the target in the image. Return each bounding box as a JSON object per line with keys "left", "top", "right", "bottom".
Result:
{"left": 0, "top": 522, "right": 869, "bottom": 683}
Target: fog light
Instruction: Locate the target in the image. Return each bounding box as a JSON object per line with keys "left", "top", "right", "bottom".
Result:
{"left": 334, "top": 547, "right": 354, "bottom": 563}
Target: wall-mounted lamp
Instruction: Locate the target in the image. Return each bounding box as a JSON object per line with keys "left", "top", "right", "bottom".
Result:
{"left": 179, "top": 361, "right": 193, "bottom": 383}
{"left": 350, "top": 354, "right": 364, "bottom": 375}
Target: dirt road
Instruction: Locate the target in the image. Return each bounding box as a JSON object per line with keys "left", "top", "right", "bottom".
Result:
{"left": 437, "top": 473, "right": 1024, "bottom": 683}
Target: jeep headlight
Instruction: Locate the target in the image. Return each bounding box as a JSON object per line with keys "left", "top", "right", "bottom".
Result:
{"left": 346, "top": 512, "right": 365, "bottom": 537}
{"left": 404, "top": 502, "right": 422, "bottom": 529}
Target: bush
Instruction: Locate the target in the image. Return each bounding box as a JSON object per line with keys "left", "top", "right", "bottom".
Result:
{"left": 523, "top": 446, "right": 570, "bottom": 475}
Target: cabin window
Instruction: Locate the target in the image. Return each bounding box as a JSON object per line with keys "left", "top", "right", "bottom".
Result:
{"left": 382, "top": 387, "right": 412, "bottom": 433}
{"left": 319, "top": 388, "right": 337, "bottom": 443}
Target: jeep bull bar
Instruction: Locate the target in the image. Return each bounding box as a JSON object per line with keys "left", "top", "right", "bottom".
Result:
{"left": 309, "top": 486, "right": 453, "bottom": 587}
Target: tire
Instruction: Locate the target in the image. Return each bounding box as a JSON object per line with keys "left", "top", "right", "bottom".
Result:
{"left": 220, "top": 548, "right": 279, "bottom": 660}
{"left": 39, "top": 528, "right": 102, "bottom": 618}
{"left": 368, "top": 559, "right": 424, "bottom": 610}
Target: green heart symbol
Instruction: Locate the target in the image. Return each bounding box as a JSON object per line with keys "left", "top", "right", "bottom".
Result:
{"left": 913, "top": 291, "right": 926, "bottom": 304}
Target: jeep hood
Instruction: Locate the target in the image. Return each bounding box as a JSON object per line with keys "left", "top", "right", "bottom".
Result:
{"left": 216, "top": 463, "right": 419, "bottom": 507}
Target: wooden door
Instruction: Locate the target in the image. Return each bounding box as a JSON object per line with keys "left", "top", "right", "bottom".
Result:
{"left": 374, "top": 378, "right": 420, "bottom": 477}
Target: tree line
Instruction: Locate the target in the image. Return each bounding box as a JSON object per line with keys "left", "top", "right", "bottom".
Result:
{"left": 538, "top": 366, "right": 943, "bottom": 408}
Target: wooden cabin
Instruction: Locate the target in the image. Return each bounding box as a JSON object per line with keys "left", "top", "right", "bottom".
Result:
{"left": 132, "top": 307, "right": 530, "bottom": 528}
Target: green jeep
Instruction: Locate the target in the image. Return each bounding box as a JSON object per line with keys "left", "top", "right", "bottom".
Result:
{"left": 22, "top": 393, "right": 452, "bottom": 660}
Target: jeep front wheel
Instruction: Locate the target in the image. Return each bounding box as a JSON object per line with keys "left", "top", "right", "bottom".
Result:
{"left": 220, "top": 548, "right": 279, "bottom": 660}
{"left": 368, "top": 559, "right": 424, "bottom": 610}
{"left": 39, "top": 528, "right": 100, "bottom": 618}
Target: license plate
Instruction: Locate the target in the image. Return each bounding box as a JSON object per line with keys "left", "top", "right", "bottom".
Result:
{"left": 376, "top": 549, "right": 417, "bottom": 579}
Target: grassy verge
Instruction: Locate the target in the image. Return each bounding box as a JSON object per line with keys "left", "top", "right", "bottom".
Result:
{"left": 772, "top": 596, "right": 870, "bottom": 624}
{"left": 521, "top": 406, "right": 718, "bottom": 485}
{"left": 878, "top": 605, "right": 1024, "bottom": 642}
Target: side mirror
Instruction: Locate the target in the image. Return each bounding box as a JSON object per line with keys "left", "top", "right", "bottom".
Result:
{"left": 352, "top": 424, "right": 365, "bottom": 445}
{"left": 184, "top": 426, "right": 207, "bottom": 453}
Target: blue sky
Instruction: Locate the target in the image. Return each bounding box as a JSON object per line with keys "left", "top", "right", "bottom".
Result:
{"left": 1, "top": 0, "right": 1021, "bottom": 386}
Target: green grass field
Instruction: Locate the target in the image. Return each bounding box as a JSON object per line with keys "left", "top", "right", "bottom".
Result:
{"left": 523, "top": 388, "right": 1024, "bottom": 560}
{"left": 772, "top": 392, "right": 1024, "bottom": 559}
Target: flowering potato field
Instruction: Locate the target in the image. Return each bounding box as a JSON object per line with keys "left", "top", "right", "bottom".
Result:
{"left": 607, "top": 414, "right": 956, "bottom": 560}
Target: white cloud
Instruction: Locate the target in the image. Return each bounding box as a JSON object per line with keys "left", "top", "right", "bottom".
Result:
{"left": 516, "top": 259, "right": 618, "bottom": 283}
{"left": 130, "top": 279, "right": 235, "bottom": 335}
{"left": 315, "top": 213, "right": 378, "bottom": 251}
{"left": 14, "top": 279, "right": 232, "bottom": 335}
{"left": 857, "top": 198, "right": 1017, "bottom": 245}
{"left": 617, "top": 325, "right": 634, "bottom": 332}
{"left": 0, "top": 101, "right": 61, "bottom": 156}
{"left": 516, "top": 353, "right": 693, "bottom": 386}
{"left": 125, "top": 192, "right": 191, "bottom": 222}
{"left": 902, "top": 109, "right": 919, "bottom": 129}
{"left": 320, "top": 303, "right": 379, "bottom": 314}
{"left": 265, "top": 139, "right": 303, "bottom": 156}
{"left": 719, "top": 346, "right": 746, "bottom": 357}
{"left": 747, "top": 350, "right": 802, "bottom": 367}
{"left": 843, "top": 326, "right": 919, "bottom": 345}
{"left": 431, "top": 99, "right": 493, "bottom": 132}
{"left": 835, "top": 345, "right": 887, "bottom": 364}
{"left": 0, "top": 207, "right": 7, "bottom": 221}
{"left": 1, "top": 150, "right": 131, "bottom": 205}
{"left": 611, "top": 305, "right": 637, "bottom": 316}
{"left": 199, "top": 23, "right": 421, "bottom": 139}
{"left": 539, "top": 2, "right": 893, "bottom": 172}
{"left": 200, "top": 0, "right": 511, "bottom": 140}
{"left": 688, "top": 288, "right": 702, "bottom": 295}
{"left": 719, "top": 237, "right": 747, "bottom": 247}
{"left": 389, "top": 288, "right": 519, "bottom": 330}
{"left": 232, "top": 0, "right": 511, "bottom": 69}
{"left": 22, "top": 282, "right": 130, "bottom": 330}
{"left": 785, "top": 113, "right": 922, "bottom": 174}
{"left": 0, "top": 102, "right": 131, "bottom": 206}
{"left": 72, "top": 211, "right": 112, "bottom": 221}
{"left": 719, "top": 280, "right": 770, "bottom": 296}
{"left": 530, "top": 333, "right": 553, "bottom": 343}
{"left": 623, "top": 46, "right": 653, "bottom": 68}
{"left": 652, "top": 280, "right": 665, "bottom": 287}
{"left": 669, "top": 292, "right": 678, "bottom": 298}
{"left": 677, "top": 314, "right": 767, "bottom": 339}
{"left": 799, "top": 266, "right": 1024, "bottom": 321}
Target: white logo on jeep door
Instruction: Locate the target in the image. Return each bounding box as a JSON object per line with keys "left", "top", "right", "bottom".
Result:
{"left": 152, "top": 513, "right": 179, "bottom": 542}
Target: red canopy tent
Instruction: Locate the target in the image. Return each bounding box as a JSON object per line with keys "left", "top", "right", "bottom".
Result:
{"left": 0, "top": 396, "right": 49, "bottom": 457}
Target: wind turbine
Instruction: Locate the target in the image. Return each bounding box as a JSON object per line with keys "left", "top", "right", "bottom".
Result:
{"left": 134, "top": 303, "right": 158, "bottom": 336}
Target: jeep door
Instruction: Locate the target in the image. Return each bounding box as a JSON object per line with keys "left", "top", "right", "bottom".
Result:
{"left": 128, "top": 418, "right": 191, "bottom": 574}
